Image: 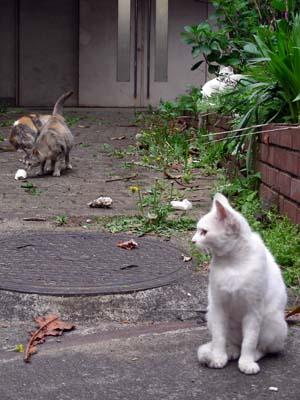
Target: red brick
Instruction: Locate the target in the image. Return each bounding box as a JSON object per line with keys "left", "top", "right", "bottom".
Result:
{"left": 279, "top": 130, "right": 293, "bottom": 148}
{"left": 268, "top": 130, "right": 281, "bottom": 146}
{"left": 268, "top": 128, "right": 293, "bottom": 148}
{"left": 267, "top": 165, "right": 278, "bottom": 189}
{"left": 259, "top": 163, "right": 278, "bottom": 189}
{"left": 259, "top": 144, "right": 269, "bottom": 162}
{"left": 290, "top": 178, "right": 300, "bottom": 203}
{"left": 273, "top": 148, "right": 298, "bottom": 175}
{"left": 278, "top": 171, "right": 291, "bottom": 197}
{"left": 292, "top": 131, "right": 300, "bottom": 150}
{"left": 282, "top": 198, "right": 298, "bottom": 223}
{"left": 259, "top": 183, "right": 279, "bottom": 207}
{"left": 267, "top": 146, "right": 275, "bottom": 165}
{"left": 259, "top": 143, "right": 275, "bottom": 165}
{"left": 278, "top": 195, "right": 285, "bottom": 214}
{"left": 296, "top": 208, "right": 300, "bottom": 224}
{"left": 258, "top": 162, "right": 267, "bottom": 183}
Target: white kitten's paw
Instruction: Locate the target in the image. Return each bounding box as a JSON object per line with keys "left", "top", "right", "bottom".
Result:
{"left": 208, "top": 353, "right": 228, "bottom": 369}
{"left": 197, "top": 342, "right": 212, "bottom": 364}
{"left": 238, "top": 359, "right": 260, "bottom": 375}
{"left": 197, "top": 344, "right": 228, "bottom": 369}
{"left": 66, "top": 163, "right": 73, "bottom": 170}
{"left": 53, "top": 171, "right": 61, "bottom": 177}
{"left": 227, "top": 345, "right": 240, "bottom": 361}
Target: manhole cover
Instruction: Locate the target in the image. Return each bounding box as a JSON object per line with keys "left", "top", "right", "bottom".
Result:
{"left": 0, "top": 232, "right": 190, "bottom": 295}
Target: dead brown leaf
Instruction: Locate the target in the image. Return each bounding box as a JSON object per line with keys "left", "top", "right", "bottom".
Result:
{"left": 285, "top": 305, "right": 300, "bottom": 320}
{"left": 117, "top": 239, "right": 138, "bottom": 250}
{"left": 202, "top": 261, "right": 210, "bottom": 271}
{"left": 24, "top": 314, "right": 75, "bottom": 363}
{"left": 163, "top": 169, "right": 182, "bottom": 180}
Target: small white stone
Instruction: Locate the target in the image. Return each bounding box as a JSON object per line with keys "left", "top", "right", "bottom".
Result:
{"left": 14, "top": 169, "right": 27, "bottom": 180}
{"left": 268, "top": 387, "right": 278, "bottom": 392}
{"left": 170, "top": 199, "right": 192, "bottom": 211}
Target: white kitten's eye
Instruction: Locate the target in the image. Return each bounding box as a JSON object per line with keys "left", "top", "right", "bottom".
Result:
{"left": 200, "top": 229, "right": 207, "bottom": 236}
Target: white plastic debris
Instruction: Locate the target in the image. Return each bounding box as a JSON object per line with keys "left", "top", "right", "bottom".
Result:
{"left": 14, "top": 169, "right": 27, "bottom": 180}
{"left": 181, "top": 254, "right": 192, "bottom": 262}
{"left": 268, "top": 387, "right": 278, "bottom": 392}
{"left": 170, "top": 199, "right": 192, "bottom": 211}
{"left": 88, "top": 196, "right": 113, "bottom": 208}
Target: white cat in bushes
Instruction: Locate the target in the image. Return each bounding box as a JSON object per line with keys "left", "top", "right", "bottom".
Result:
{"left": 192, "top": 193, "right": 287, "bottom": 375}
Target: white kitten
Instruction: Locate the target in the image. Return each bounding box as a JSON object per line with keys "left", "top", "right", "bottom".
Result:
{"left": 192, "top": 193, "right": 287, "bottom": 375}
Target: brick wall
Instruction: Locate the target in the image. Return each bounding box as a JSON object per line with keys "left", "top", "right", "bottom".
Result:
{"left": 259, "top": 124, "right": 300, "bottom": 223}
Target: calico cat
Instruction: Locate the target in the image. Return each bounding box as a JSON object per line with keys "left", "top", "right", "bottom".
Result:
{"left": 192, "top": 193, "right": 287, "bottom": 375}
{"left": 9, "top": 113, "right": 51, "bottom": 162}
{"left": 201, "top": 66, "right": 245, "bottom": 98}
{"left": 26, "top": 91, "right": 74, "bottom": 177}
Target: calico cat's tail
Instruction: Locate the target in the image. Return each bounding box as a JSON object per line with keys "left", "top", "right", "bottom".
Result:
{"left": 53, "top": 91, "right": 73, "bottom": 116}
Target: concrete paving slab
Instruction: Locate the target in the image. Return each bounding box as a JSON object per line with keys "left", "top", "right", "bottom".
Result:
{"left": 0, "top": 321, "right": 299, "bottom": 400}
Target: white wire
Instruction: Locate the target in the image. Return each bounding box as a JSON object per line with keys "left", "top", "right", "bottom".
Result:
{"left": 202, "top": 124, "right": 300, "bottom": 145}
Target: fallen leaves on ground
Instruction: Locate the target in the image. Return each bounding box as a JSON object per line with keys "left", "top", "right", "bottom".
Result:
{"left": 24, "top": 313, "right": 75, "bottom": 363}
{"left": 202, "top": 261, "right": 210, "bottom": 271}
{"left": 285, "top": 305, "right": 300, "bottom": 320}
{"left": 163, "top": 169, "right": 182, "bottom": 180}
{"left": 117, "top": 239, "right": 138, "bottom": 250}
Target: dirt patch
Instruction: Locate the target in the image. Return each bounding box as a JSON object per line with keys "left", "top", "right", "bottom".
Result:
{"left": 0, "top": 108, "right": 213, "bottom": 233}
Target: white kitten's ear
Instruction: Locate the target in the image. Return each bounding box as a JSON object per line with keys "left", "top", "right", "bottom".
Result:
{"left": 213, "top": 192, "right": 229, "bottom": 205}
{"left": 215, "top": 200, "right": 228, "bottom": 220}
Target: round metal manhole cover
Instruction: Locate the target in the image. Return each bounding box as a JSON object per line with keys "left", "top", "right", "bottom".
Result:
{"left": 0, "top": 232, "right": 190, "bottom": 296}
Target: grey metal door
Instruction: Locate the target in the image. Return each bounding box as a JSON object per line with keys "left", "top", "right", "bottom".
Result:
{"left": 143, "top": 0, "right": 208, "bottom": 106}
{"left": 79, "top": 0, "right": 208, "bottom": 107}
{"left": 19, "top": 0, "right": 78, "bottom": 107}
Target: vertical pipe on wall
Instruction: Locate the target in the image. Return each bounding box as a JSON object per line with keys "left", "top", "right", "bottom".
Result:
{"left": 146, "top": 0, "right": 151, "bottom": 98}
{"left": 134, "top": 0, "right": 138, "bottom": 98}
{"left": 154, "top": 0, "right": 168, "bottom": 82}
{"left": 117, "top": 0, "right": 131, "bottom": 82}
{"left": 15, "top": 0, "right": 20, "bottom": 105}
{"left": 75, "top": 0, "right": 79, "bottom": 105}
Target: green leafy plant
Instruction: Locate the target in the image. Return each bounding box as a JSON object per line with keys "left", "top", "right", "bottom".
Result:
{"left": 64, "top": 114, "right": 83, "bottom": 127}
{"left": 244, "top": 15, "right": 300, "bottom": 123}
{"left": 104, "top": 180, "right": 196, "bottom": 237}
{"left": 106, "top": 215, "right": 196, "bottom": 238}
{"left": 55, "top": 215, "right": 69, "bottom": 226}
{"left": 21, "top": 181, "right": 42, "bottom": 196}
{"left": 181, "top": 0, "right": 300, "bottom": 73}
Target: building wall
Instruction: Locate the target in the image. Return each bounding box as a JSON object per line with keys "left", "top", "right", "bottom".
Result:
{"left": 0, "top": 0, "right": 15, "bottom": 104}
{"left": 259, "top": 124, "right": 300, "bottom": 223}
{"left": 0, "top": 0, "right": 209, "bottom": 107}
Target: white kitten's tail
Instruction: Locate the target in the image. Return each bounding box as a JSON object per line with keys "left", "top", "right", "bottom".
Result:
{"left": 53, "top": 91, "right": 73, "bottom": 116}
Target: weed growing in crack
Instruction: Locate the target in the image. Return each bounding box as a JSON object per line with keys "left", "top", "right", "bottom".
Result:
{"left": 106, "top": 179, "right": 196, "bottom": 238}
{"left": 21, "top": 181, "right": 42, "bottom": 196}
{"left": 55, "top": 215, "right": 69, "bottom": 226}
